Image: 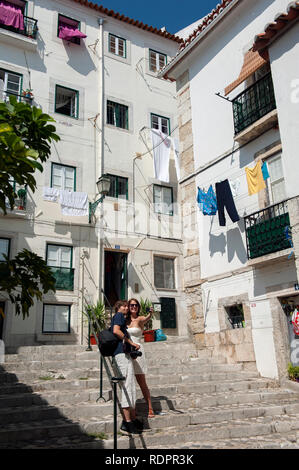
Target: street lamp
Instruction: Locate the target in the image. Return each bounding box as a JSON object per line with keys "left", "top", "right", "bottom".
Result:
{"left": 89, "top": 174, "right": 111, "bottom": 223}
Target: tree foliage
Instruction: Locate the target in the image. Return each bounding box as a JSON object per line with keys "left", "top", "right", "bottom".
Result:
{"left": 0, "top": 96, "right": 60, "bottom": 214}
{"left": 0, "top": 249, "right": 56, "bottom": 319}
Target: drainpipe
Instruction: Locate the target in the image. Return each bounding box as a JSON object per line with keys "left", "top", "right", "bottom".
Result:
{"left": 97, "top": 17, "right": 105, "bottom": 302}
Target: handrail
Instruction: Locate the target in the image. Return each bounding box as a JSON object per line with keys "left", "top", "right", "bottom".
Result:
{"left": 87, "top": 312, "right": 125, "bottom": 450}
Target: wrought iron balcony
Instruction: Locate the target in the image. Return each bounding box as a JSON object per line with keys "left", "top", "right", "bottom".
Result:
{"left": 0, "top": 15, "right": 38, "bottom": 39}
{"left": 245, "top": 200, "right": 292, "bottom": 260}
{"left": 1, "top": 91, "right": 33, "bottom": 104}
{"left": 232, "top": 73, "right": 276, "bottom": 135}
{"left": 5, "top": 184, "right": 27, "bottom": 212}
{"left": 49, "top": 267, "right": 75, "bottom": 291}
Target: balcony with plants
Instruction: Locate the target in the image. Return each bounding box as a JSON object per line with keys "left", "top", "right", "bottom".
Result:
{"left": 232, "top": 72, "right": 277, "bottom": 144}
{"left": 244, "top": 199, "right": 293, "bottom": 263}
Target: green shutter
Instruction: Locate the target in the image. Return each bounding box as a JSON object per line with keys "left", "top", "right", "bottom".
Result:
{"left": 160, "top": 297, "right": 176, "bottom": 329}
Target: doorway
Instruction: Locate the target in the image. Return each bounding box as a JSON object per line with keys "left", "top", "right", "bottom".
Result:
{"left": 281, "top": 296, "right": 299, "bottom": 367}
{"left": 104, "top": 251, "right": 128, "bottom": 307}
{"left": 0, "top": 302, "right": 5, "bottom": 340}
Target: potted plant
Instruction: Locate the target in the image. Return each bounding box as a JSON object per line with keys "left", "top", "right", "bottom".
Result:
{"left": 140, "top": 297, "right": 156, "bottom": 342}
{"left": 22, "top": 88, "right": 34, "bottom": 100}
{"left": 84, "top": 300, "right": 107, "bottom": 345}
{"left": 17, "top": 188, "right": 26, "bottom": 210}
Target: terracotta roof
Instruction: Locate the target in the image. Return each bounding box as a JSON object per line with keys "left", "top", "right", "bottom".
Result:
{"left": 225, "top": 49, "right": 269, "bottom": 96}
{"left": 68, "top": 0, "right": 183, "bottom": 43}
{"left": 160, "top": 0, "right": 238, "bottom": 78}
{"left": 253, "top": 1, "right": 299, "bottom": 52}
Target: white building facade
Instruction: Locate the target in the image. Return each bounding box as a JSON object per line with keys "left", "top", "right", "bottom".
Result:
{"left": 161, "top": 0, "right": 299, "bottom": 379}
{"left": 0, "top": 0, "right": 187, "bottom": 349}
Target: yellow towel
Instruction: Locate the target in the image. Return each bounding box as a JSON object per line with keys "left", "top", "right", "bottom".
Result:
{"left": 245, "top": 161, "right": 266, "bottom": 196}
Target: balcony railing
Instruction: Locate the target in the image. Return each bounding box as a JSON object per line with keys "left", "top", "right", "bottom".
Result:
{"left": 50, "top": 267, "right": 75, "bottom": 291}
{"left": 245, "top": 200, "right": 292, "bottom": 260}
{"left": 0, "top": 15, "right": 38, "bottom": 39}
{"left": 1, "top": 91, "right": 33, "bottom": 104}
{"left": 5, "top": 184, "right": 27, "bottom": 212}
{"left": 232, "top": 73, "right": 276, "bottom": 135}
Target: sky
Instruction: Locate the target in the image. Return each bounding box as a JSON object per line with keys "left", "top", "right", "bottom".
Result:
{"left": 94, "top": 0, "right": 219, "bottom": 35}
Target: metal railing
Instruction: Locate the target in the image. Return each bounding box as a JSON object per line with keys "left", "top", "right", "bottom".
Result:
{"left": 5, "top": 183, "right": 27, "bottom": 211}
{"left": 0, "top": 15, "right": 38, "bottom": 39}
{"left": 49, "top": 267, "right": 75, "bottom": 291}
{"left": 232, "top": 72, "right": 276, "bottom": 135}
{"left": 245, "top": 200, "right": 292, "bottom": 260}
{"left": 86, "top": 312, "right": 125, "bottom": 450}
{"left": 0, "top": 91, "right": 33, "bottom": 104}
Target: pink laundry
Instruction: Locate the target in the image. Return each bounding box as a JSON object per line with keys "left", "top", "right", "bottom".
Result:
{"left": 0, "top": 1, "right": 24, "bottom": 30}
{"left": 58, "top": 26, "right": 87, "bottom": 40}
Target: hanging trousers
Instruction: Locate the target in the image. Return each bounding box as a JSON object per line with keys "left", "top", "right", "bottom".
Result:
{"left": 215, "top": 179, "right": 240, "bottom": 227}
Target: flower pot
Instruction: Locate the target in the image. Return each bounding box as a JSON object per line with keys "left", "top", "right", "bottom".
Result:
{"left": 90, "top": 334, "right": 97, "bottom": 345}
{"left": 143, "top": 330, "right": 155, "bottom": 342}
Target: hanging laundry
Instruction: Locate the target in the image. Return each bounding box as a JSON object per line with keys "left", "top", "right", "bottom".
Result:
{"left": 58, "top": 26, "right": 87, "bottom": 40}
{"left": 0, "top": 1, "right": 24, "bottom": 30}
{"left": 43, "top": 187, "right": 60, "bottom": 202}
{"left": 60, "top": 190, "right": 88, "bottom": 216}
{"left": 229, "top": 178, "right": 240, "bottom": 198}
{"left": 245, "top": 160, "right": 266, "bottom": 195}
{"left": 291, "top": 309, "right": 299, "bottom": 336}
{"left": 261, "top": 161, "right": 270, "bottom": 180}
{"left": 172, "top": 137, "right": 181, "bottom": 181}
{"left": 151, "top": 129, "right": 172, "bottom": 183}
{"left": 215, "top": 179, "right": 240, "bottom": 227}
{"left": 197, "top": 185, "right": 217, "bottom": 216}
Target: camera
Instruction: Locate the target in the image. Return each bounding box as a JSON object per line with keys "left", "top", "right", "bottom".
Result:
{"left": 130, "top": 350, "right": 142, "bottom": 359}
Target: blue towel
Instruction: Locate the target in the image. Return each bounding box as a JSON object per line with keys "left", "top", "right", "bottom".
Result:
{"left": 261, "top": 162, "right": 270, "bottom": 180}
{"left": 197, "top": 185, "right": 217, "bottom": 216}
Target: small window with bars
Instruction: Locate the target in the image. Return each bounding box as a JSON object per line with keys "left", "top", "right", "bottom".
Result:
{"left": 149, "top": 49, "right": 167, "bottom": 73}
{"left": 226, "top": 304, "right": 245, "bottom": 329}
{"left": 42, "top": 304, "right": 71, "bottom": 333}
{"left": 51, "top": 163, "right": 76, "bottom": 191}
{"left": 151, "top": 113, "right": 170, "bottom": 135}
{"left": 109, "top": 33, "right": 126, "bottom": 58}
{"left": 107, "top": 174, "right": 128, "bottom": 200}
{"left": 153, "top": 185, "right": 173, "bottom": 216}
{"left": 154, "top": 256, "right": 175, "bottom": 290}
{"left": 55, "top": 85, "right": 79, "bottom": 118}
{"left": 107, "top": 100, "right": 129, "bottom": 130}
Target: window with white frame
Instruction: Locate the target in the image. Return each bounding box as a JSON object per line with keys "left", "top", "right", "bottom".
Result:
{"left": 0, "top": 238, "right": 10, "bottom": 262}
{"left": 266, "top": 154, "right": 286, "bottom": 205}
{"left": 154, "top": 256, "right": 175, "bottom": 290}
{"left": 0, "top": 68, "right": 22, "bottom": 100}
{"left": 151, "top": 113, "right": 170, "bottom": 135}
{"left": 107, "top": 100, "right": 129, "bottom": 130}
{"left": 153, "top": 185, "right": 173, "bottom": 216}
{"left": 51, "top": 163, "right": 76, "bottom": 191}
{"left": 46, "top": 244, "right": 72, "bottom": 269}
{"left": 109, "top": 33, "right": 126, "bottom": 58}
{"left": 149, "top": 49, "right": 167, "bottom": 73}
{"left": 43, "top": 304, "right": 71, "bottom": 333}
{"left": 55, "top": 85, "right": 78, "bottom": 118}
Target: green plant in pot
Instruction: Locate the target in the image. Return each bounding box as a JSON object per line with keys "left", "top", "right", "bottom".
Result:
{"left": 140, "top": 297, "right": 154, "bottom": 331}
{"left": 84, "top": 300, "right": 107, "bottom": 344}
{"left": 287, "top": 362, "right": 299, "bottom": 382}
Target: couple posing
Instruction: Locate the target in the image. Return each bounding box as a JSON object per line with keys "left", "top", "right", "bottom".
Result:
{"left": 111, "top": 298, "right": 154, "bottom": 435}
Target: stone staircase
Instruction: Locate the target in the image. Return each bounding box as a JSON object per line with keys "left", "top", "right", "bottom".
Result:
{"left": 1, "top": 336, "right": 299, "bottom": 449}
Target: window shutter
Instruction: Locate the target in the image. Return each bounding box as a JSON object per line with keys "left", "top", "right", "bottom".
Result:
{"left": 160, "top": 297, "right": 176, "bottom": 329}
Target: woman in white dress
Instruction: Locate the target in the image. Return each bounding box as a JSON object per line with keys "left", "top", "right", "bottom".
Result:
{"left": 127, "top": 298, "right": 155, "bottom": 418}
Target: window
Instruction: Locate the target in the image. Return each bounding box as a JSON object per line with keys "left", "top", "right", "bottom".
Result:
{"left": 46, "top": 244, "right": 74, "bottom": 291}
{"left": 51, "top": 163, "right": 76, "bottom": 191}
{"left": 107, "top": 100, "right": 128, "bottom": 130}
{"left": 0, "top": 238, "right": 10, "bottom": 262}
{"left": 151, "top": 113, "right": 170, "bottom": 135}
{"left": 154, "top": 256, "right": 175, "bottom": 290}
{"left": 0, "top": 69, "right": 22, "bottom": 100}
{"left": 226, "top": 304, "right": 245, "bottom": 329}
{"left": 109, "top": 33, "right": 126, "bottom": 58}
{"left": 107, "top": 174, "right": 128, "bottom": 200}
{"left": 153, "top": 185, "right": 173, "bottom": 215}
{"left": 149, "top": 49, "right": 167, "bottom": 73}
{"left": 43, "top": 304, "right": 71, "bottom": 333}
{"left": 58, "top": 14, "right": 81, "bottom": 44}
{"left": 266, "top": 154, "right": 286, "bottom": 205}
{"left": 55, "top": 85, "right": 78, "bottom": 118}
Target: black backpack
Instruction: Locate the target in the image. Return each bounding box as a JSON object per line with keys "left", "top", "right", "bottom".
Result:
{"left": 98, "top": 329, "right": 119, "bottom": 357}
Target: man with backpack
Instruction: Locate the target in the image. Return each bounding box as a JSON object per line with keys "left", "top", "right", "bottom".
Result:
{"left": 110, "top": 300, "right": 144, "bottom": 435}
